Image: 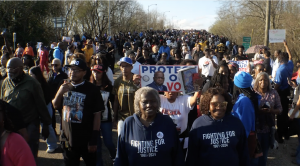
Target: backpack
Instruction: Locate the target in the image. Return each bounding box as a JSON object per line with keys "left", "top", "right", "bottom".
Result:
{"left": 49, "top": 49, "right": 54, "bottom": 62}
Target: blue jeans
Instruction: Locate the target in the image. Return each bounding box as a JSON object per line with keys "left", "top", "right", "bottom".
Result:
{"left": 250, "top": 133, "right": 270, "bottom": 166}
{"left": 96, "top": 121, "right": 116, "bottom": 166}
{"left": 41, "top": 103, "right": 58, "bottom": 150}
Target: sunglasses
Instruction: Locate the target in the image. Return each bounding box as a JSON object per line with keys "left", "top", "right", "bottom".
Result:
{"left": 52, "top": 64, "right": 59, "bottom": 67}
{"left": 210, "top": 101, "right": 228, "bottom": 108}
{"left": 95, "top": 58, "right": 101, "bottom": 61}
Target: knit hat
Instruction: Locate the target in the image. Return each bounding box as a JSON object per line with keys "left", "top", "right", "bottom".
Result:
{"left": 234, "top": 71, "right": 253, "bottom": 88}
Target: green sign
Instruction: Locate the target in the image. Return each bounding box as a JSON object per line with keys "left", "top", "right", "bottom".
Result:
{"left": 242, "top": 43, "right": 250, "bottom": 50}
{"left": 243, "top": 37, "right": 251, "bottom": 43}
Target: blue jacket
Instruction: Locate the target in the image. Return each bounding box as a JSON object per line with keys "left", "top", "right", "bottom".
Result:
{"left": 186, "top": 114, "right": 250, "bottom": 166}
{"left": 146, "top": 81, "right": 168, "bottom": 92}
{"left": 53, "top": 46, "right": 64, "bottom": 64}
{"left": 114, "top": 113, "right": 184, "bottom": 166}
{"left": 158, "top": 46, "right": 171, "bottom": 60}
{"left": 232, "top": 94, "right": 255, "bottom": 137}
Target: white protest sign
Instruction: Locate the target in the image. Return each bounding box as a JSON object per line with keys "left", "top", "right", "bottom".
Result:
{"left": 139, "top": 65, "right": 198, "bottom": 92}
{"left": 229, "top": 60, "right": 250, "bottom": 72}
{"left": 269, "top": 29, "right": 286, "bottom": 43}
{"left": 62, "top": 36, "right": 71, "bottom": 42}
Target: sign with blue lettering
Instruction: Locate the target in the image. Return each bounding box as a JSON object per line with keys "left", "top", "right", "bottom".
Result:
{"left": 139, "top": 65, "right": 198, "bottom": 92}
{"left": 229, "top": 60, "right": 250, "bottom": 72}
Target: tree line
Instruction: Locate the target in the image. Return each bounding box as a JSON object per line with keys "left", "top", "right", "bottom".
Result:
{"left": 0, "top": 1, "right": 173, "bottom": 47}
{"left": 209, "top": 0, "right": 300, "bottom": 61}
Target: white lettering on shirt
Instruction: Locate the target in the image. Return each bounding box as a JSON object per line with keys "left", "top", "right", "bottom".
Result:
{"left": 202, "top": 131, "right": 236, "bottom": 148}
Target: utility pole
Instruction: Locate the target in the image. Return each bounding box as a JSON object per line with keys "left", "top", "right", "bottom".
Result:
{"left": 264, "top": 0, "right": 270, "bottom": 47}
{"left": 147, "top": 4, "right": 157, "bottom": 30}
{"left": 108, "top": 1, "right": 111, "bottom": 37}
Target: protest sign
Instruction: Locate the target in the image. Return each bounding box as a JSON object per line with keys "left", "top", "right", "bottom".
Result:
{"left": 229, "top": 60, "right": 250, "bottom": 72}
{"left": 62, "top": 36, "right": 71, "bottom": 42}
{"left": 139, "top": 65, "right": 198, "bottom": 92}
{"left": 253, "top": 60, "right": 263, "bottom": 65}
{"left": 178, "top": 66, "right": 199, "bottom": 95}
{"left": 269, "top": 29, "right": 286, "bottom": 43}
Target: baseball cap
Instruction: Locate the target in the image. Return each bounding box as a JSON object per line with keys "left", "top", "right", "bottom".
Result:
{"left": 51, "top": 58, "right": 61, "bottom": 66}
{"left": 91, "top": 65, "right": 106, "bottom": 72}
{"left": 66, "top": 58, "right": 87, "bottom": 70}
{"left": 117, "top": 57, "right": 132, "bottom": 65}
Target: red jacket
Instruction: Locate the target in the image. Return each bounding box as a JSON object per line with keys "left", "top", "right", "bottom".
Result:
{"left": 22, "top": 46, "right": 34, "bottom": 56}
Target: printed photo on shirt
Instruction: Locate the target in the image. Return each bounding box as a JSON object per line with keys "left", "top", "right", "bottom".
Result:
{"left": 63, "top": 91, "right": 86, "bottom": 124}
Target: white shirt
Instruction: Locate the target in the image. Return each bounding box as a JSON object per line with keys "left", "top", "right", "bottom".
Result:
{"left": 254, "top": 53, "right": 264, "bottom": 60}
{"left": 106, "top": 68, "right": 114, "bottom": 85}
{"left": 166, "top": 40, "right": 171, "bottom": 46}
{"left": 198, "top": 56, "right": 218, "bottom": 77}
{"left": 131, "top": 61, "right": 141, "bottom": 75}
{"left": 64, "top": 50, "right": 73, "bottom": 65}
{"left": 159, "top": 95, "right": 193, "bottom": 134}
{"left": 271, "top": 58, "right": 280, "bottom": 79}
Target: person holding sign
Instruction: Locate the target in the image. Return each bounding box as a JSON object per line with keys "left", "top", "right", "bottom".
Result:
{"left": 274, "top": 41, "right": 294, "bottom": 143}
{"left": 146, "top": 71, "right": 168, "bottom": 92}
{"left": 159, "top": 76, "right": 202, "bottom": 156}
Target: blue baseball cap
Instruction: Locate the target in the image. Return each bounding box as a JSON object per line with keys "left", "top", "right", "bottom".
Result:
{"left": 117, "top": 57, "right": 133, "bottom": 65}
{"left": 234, "top": 71, "right": 253, "bottom": 88}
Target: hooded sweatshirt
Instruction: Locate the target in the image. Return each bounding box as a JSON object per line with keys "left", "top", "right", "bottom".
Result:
{"left": 114, "top": 113, "right": 184, "bottom": 166}
{"left": 232, "top": 93, "right": 255, "bottom": 137}
{"left": 186, "top": 114, "right": 250, "bottom": 166}
{"left": 53, "top": 46, "right": 64, "bottom": 64}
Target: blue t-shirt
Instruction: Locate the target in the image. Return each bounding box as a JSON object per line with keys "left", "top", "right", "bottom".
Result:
{"left": 274, "top": 60, "right": 293, "bottom": 90}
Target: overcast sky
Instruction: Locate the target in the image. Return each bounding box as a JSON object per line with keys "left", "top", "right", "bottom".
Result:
{"left": 138, "top": 0, "right": 222, "bottom": 30}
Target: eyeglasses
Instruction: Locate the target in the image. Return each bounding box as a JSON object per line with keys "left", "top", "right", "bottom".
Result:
{"left": 210, "top": 101, "right": 228, "bottom": 108}
{"left": 69, "top": 68, "right": 84, "bottom": 73}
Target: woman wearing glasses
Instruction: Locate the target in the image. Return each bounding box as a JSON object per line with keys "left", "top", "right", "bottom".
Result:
{"left": 186, "top": 88, "right": 250, "bottom": 166}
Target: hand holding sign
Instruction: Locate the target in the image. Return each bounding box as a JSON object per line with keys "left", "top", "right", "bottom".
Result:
{"left": 133, "top": 74, "right": 141, "bottom": 86}
{"left": 192, "top": 73, "right": 203, "bottom": 90}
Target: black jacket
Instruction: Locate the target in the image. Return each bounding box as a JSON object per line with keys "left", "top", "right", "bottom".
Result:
{"left": 48, "top": 70, "right": 68, "bottom": 100}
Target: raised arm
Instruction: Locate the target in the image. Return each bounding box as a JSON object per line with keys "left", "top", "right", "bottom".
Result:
{"left": 284, "top": 40, "right": 292, "bottom": 61}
